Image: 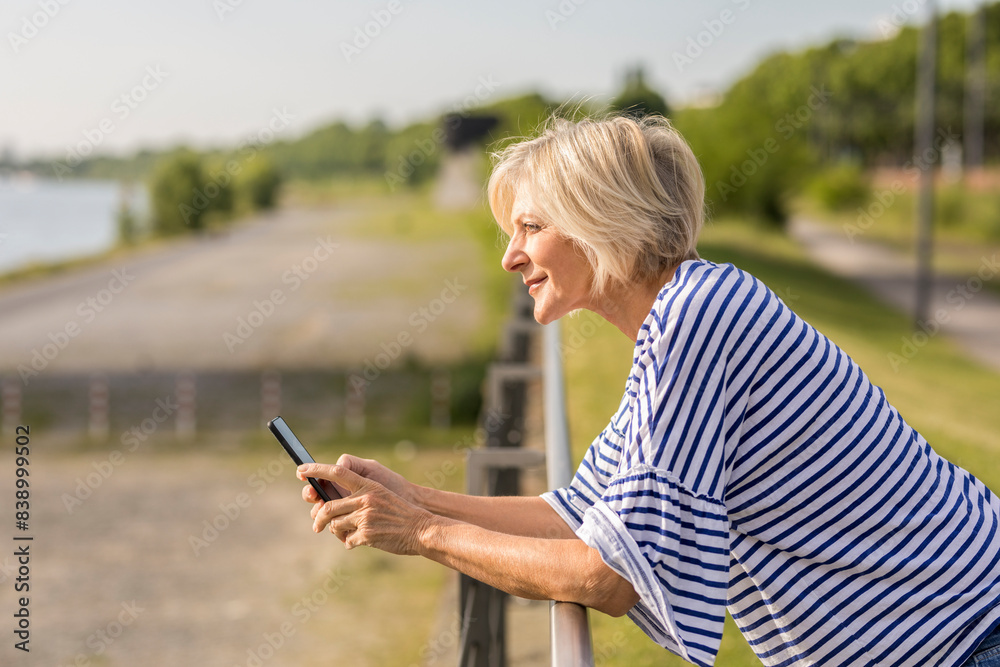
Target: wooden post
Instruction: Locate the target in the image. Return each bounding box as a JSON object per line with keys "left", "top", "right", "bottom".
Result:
{"left": 431, "top": 369, "right": 451, "bottom": 429}
{"left": 345, "top": 373, "right": 365, "bottom": 437}
{"left": 88, "top": 374, "right": 109, "bottom": 440}
{"left": 261, "top": 370, "right": 282, "bottom": 426}
{"left": 176, "top": 372, "right": 196, "bottom": 440}
{"left": 2, "top": 377, "right": 21, "bottom": 434}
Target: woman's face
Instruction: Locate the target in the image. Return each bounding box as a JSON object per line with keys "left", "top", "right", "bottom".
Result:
{"left": 501, "top": 184, "right": 595, "bottom": 324}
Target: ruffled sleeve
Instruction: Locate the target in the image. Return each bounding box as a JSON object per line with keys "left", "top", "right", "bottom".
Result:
{"left": 544, "top": 263, "right": 747, "bottom": 666}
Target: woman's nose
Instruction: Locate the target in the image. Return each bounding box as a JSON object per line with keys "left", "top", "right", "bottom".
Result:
{"left": 501, "top": 233, "right": 527, "bottom": 274}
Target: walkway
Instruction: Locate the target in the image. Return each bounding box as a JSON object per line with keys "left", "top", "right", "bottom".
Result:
{"left": 789, "top": 217, "right": 1000, "bottom": 373}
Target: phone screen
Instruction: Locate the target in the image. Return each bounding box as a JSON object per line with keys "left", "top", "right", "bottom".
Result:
{"left": 267, "top": 416, "right": 343, "bottom": 501}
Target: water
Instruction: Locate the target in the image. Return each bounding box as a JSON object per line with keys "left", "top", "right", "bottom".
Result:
{"left": 0, "top": 178, "right": 147, "bottom": 275}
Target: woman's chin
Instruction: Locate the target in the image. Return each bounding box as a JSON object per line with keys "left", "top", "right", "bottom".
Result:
{"left": 532, "top": 300, "right": 564, "bottom": 326}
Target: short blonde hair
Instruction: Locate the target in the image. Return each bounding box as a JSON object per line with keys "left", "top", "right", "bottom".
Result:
{"left": 487, "top": 114, "right": 705, "bottom": 296}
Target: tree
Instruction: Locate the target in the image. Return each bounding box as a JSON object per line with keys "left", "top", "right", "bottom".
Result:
{"left": 610, "top": 66, "right": 670, "bottom": 118}
{"left": 150, "top": 151, "right": 205, "bottom": 235}
{"left": 149, "top": 151, "right": 232, "bottom": 235}
{"left": 237, "top": 156, "right": 282, "bottom": 210}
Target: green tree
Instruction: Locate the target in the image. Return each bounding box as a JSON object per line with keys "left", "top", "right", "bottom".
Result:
{"left": 149, "top": 151, "right": 234, "bottom": 235}
{"left": 610, "top": 65, "right": 670, "bottom": 118}
{"left": 237, "top": 156, "right": 282, "bottom": 210}
{"left": 675, "top": 54, "right": 817, "bottom": 227}
{"left": 149, "top": 151, "right": 206, "bottom": 235}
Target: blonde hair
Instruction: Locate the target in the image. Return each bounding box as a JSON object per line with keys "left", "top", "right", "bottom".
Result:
{"left": 487, "top": 113, "right": 705, "bottom": 296}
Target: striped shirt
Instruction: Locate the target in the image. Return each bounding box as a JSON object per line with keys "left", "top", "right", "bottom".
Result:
{"left": 542, "top": 259, "right": 1000, "bottom": 667}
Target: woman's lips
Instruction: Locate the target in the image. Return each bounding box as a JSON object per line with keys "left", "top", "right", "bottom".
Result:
{"left": 527, "top": 276, "right": 547, "bottom": 295}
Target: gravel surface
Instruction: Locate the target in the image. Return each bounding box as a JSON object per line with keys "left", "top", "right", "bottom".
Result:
{"left": 0, "top": 444, "right": 362, "bottom": 667}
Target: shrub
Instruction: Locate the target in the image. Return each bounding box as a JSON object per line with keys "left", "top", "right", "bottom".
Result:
{"left": 808, "top": 163, "right": 872, "bottom": 212}
{"left": 149, "top": 152, "right": 234, "bottom": 235}
{"left": 237, "top": 156, "right": 282, "bottom": 210}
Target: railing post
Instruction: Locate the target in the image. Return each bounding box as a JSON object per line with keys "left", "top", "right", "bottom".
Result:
{"left": 543, "top": 320, "right": 595, "bottom": 667}
{"left": 457, "top": 287, "right": 594, "bottom": 667}
{"left": 459, "top": 284, "right": 537, "bottom": 667}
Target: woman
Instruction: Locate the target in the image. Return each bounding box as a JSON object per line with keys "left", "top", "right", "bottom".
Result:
{"left": 297, "top": 115, "right": 1000, "bottom": 666}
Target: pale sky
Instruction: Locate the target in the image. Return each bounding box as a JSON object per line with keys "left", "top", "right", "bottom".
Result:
{"left": 0, "top": 0, "right": 983, "bottom": 161}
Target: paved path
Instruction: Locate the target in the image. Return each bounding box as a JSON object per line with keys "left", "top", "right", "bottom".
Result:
{"left": 789, "top": 217, "right": 1000, "bottom": 372}
{"left": 0, "top": 204, "right": 484, "bottom": 376}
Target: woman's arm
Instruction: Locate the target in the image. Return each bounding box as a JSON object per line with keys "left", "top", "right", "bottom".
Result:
{"left": 415, "top": 488, "right": 577, "bottom": 539}
{"left": 417, "top": 515, "right": 639, "bottom": 616}
{"left": 316, "top": 454, "right": 577, "bottom": 539}
{"left": 299, "top": 462, "right": 639, "bottom": 617}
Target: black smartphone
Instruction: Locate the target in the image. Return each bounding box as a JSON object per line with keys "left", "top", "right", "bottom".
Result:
{"left": 267, "top": 416, "right": 343, "bottom": 501}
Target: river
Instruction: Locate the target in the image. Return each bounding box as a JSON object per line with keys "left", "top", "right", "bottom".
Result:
{"left": 0, "top": 177, "right": 147, "bottom": 275}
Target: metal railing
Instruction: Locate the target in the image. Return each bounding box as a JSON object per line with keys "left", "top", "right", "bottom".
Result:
{"left": 457, "top": 287, "right": 594, "bottom": 666}
{"left": 542, "top": 320, "right": 595, "bottom": 667}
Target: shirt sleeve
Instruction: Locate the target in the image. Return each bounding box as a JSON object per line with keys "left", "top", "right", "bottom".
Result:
{"left": 576, "top": 465, "right": 730, "bottom": 667}
{"left": 546, "top": 269, "right": 742, "bottom": 667}
{"left": 543, "top": 391, "right": 632, "bottom": 530}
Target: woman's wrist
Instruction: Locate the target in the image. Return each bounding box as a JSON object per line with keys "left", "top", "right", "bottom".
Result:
{"left": 412, "top": 510, "right": 455, "bottom": 559}
{"left": 408, "top": 481, "right": 434, "bottom": 512}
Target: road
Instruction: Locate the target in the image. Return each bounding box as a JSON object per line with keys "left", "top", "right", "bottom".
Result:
{"left": 790, "top": 217, "right": 1000, "bottom": 373}
{"left": 0, "top": 203, "right": 485, "bottom": 377}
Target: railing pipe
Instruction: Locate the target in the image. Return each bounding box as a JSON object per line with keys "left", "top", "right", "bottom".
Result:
{"left": 542, "top": 320, "right": 595, "bottom": 667}
{"left": 543, "top": 322, "right": 572, "bottom": 491}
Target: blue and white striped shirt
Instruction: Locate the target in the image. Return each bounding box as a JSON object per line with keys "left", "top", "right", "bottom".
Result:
{"left": 543, "top": 260, "right": 1000, "bottom": 666}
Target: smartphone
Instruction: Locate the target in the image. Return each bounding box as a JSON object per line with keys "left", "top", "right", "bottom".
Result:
{"left": 267, "top": 416, "right": 343, "bottom": 501}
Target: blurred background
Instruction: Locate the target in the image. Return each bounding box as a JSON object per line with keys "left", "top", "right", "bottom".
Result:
{"left": 1, "top": 1, "right": 999, "bottom": 665}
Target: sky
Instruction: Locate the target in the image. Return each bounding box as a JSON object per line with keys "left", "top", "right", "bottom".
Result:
{"left": 0, "top": 0, "right": 985, "bottom": 162}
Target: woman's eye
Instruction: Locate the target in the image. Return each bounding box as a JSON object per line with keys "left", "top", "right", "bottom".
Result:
{"left": 523, "top": 222, "right": 541, "bottom": 233}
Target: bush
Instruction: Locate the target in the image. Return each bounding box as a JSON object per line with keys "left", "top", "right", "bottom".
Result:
{"left": 237, "top": 156, "right": 282, "bottom": 210}
{"left": 808, "top": 163, "right": 872, "bottom": 212}
{"left": 149, "top": 152, "right": 233, "bottom": 235}
{"left": 935, "top": 183, "right": 966, "bottom": 229}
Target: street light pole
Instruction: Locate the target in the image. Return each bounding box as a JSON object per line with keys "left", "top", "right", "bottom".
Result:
{"left": 914, "top": 0, "right": 938, "bottom": 327}
{"left": 964, "top": 4, "right": 987, "bottom": 174}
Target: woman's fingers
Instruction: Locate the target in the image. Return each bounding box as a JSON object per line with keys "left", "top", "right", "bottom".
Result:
{"left": 302, "top": 484, "right": 320, "bottom": 503}
{"left": 296, "top": 462, "right": 431, "bottom": 555}
{"left": 297, "top": 463, "right": 367, "bottom": 495}
{"left": 311, "top": 494, "right": 365, "bottom": 534}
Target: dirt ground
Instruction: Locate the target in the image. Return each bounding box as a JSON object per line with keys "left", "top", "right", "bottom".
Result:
{"left": 0, "top": 441, "right": 361, "bottom": 667}
{"left": 0, "top": 433, "right": 550, "bottom": 667}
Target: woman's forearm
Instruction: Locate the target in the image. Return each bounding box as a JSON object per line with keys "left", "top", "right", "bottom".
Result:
{"left": 300, "top": 462, "right": 639, "bottom": 617}
{"left": 413, "top": 486, "right": 576, "bottom": 539}
{"left": 416, "top": 514, "right": 639, "bottom": 617}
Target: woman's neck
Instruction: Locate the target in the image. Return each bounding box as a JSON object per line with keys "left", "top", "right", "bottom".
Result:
{"left": 592, "top": 264, "right": 680, "bottom": 341}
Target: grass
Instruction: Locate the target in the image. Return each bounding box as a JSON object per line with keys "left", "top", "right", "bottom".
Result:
{"left": 280, "top": 175, "right": 393, "bottom": 207}
{"left": 794, "top": 184, "right": 1000, "bottom": 297}
{"left": 562, "top": 216, "right": 1000, "bottom": 666}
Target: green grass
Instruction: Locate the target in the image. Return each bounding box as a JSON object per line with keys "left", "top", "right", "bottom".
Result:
{"left": 795, "top": 185, "right": 1000, "bottom": 297}
{"left": 562, "top": 217, "right": 1000, "bottom": 666}
{"left": 280, "top": 175, "right": 394, "bottom": 206}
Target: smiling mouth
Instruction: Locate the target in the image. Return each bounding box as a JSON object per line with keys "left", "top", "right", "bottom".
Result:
{"left": 526, "top": 276, "right": 547, "bottom": 294}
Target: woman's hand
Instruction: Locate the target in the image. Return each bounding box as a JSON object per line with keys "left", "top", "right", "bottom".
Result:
{"left": 297, "top": 463, "right": 434, "bottom": 555}
{"left": 300, "top": 454, "right": 419, "bottom": 506}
